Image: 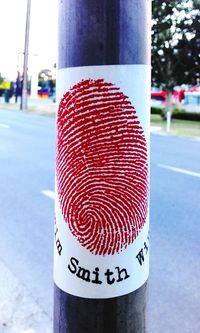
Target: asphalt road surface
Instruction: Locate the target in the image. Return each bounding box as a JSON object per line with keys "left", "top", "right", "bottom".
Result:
{"left": 0, "top": 109, "right": 199, "bottom": 333}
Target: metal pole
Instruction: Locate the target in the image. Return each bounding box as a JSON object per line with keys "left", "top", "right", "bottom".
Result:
{"left": 21, "top": 0, "right": 31, "bottom": 111}
{"left": 54, "top": 1, "right": 151, "bottom": 332}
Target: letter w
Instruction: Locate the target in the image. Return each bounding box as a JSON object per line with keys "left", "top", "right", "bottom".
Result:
{"left": 136, "top": 249, "right": 145, "bottom": 266}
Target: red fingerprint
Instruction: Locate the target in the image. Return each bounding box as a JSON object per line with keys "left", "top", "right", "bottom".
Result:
{"left": 56, "top": 79, "right": 148, "bottom": 255}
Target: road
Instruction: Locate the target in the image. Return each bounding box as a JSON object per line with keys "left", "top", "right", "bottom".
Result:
{"left": 0, "top": 110, "right": 55, "bottom": 333}
{"left": 150, "top": 132, "right": 200, "bottom": 332}
{"left": 0, "top": 109, "right": 199, "bottom": 332}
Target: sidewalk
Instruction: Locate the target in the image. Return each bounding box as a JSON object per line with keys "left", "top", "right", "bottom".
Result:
{"left": 0, "top": 260, "right": 52, "bottom": 333}
{"left": 0, "top": 98, "right": 56, "bottom": 117}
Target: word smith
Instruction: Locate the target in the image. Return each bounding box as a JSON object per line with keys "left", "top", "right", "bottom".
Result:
{"left": 68, "top": 257, "right": 130, "bottom": 285}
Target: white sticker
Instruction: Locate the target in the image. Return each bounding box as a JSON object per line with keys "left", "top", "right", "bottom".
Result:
{"left": 54, "top": 65, "right": 150, "bottom": 298}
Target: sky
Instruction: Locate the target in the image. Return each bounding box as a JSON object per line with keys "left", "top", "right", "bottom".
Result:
{"left": 0, "top": 0, "right": 57, "bottom": 81}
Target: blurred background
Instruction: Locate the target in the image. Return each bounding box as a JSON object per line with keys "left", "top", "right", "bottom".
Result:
{"left": 0, "top": 0, "right": 56, "bottom": 109}
{"left": 0, "top": 0, "right": 199, "bottom": 332}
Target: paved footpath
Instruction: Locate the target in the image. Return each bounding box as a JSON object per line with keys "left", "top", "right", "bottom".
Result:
{"left": 0, "top": 98, "right": 56, "bottom": 117}
{"left": 0, "top": 261, "right": 52, "bottom": 333}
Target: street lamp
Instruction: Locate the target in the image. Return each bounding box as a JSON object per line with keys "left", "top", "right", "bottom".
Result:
{"left": 21, "top": 0, "right": 31, "bottom": 111}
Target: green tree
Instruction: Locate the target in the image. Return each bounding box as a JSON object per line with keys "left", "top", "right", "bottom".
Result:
{"left": 152, "top": 0, "right": 200, "bottom": 130}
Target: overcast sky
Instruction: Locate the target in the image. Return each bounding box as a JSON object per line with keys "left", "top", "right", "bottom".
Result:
{"left": 0, "top": 0, "right": 57, "bottom": 80}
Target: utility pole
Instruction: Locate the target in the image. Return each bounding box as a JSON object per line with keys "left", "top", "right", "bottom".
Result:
{"left": 21, "top": 0, "right": 31, "bottom": 111}
{"left": 54, "top": 1, "right": 151, "bottom": 332}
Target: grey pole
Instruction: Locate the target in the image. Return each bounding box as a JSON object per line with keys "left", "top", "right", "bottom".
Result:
{"left": 54, "top": 1, "right": 151, "bottom": 332}
{"left": 21, "top": 0, "right": 31, "bottom": 111}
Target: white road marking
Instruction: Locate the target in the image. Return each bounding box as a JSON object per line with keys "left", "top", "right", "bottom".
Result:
{"left": 0, "top": 123, "right": 10, "bottom": 128}
{"left": 158, "top": 164, "right": 200, "bottom": 178}
{"left": 42, "top": 190, "right": 55, "bottom": 200}
{"left": 192, "top": 137, "right": 200, "bottom": 142}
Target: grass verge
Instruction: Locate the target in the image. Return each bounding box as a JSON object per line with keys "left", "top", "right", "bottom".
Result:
{"left": 151, "top": 114, "right": 200, "bottom": 138}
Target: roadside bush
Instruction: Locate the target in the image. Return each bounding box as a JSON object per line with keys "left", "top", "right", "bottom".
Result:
{"left": 172, "top": 107, "right": 186, "bottom": 114}
{"left": 151, "top": 106, "right": 200, "bottom": 121}
{"left": 151, "top": 106, "right": 163, "bottom": 115}
{"left": 172, "top": 108, "right": 200, "bottom": 121}
{"left": 151, "top": 106, "right": 166, "bottom": 120}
